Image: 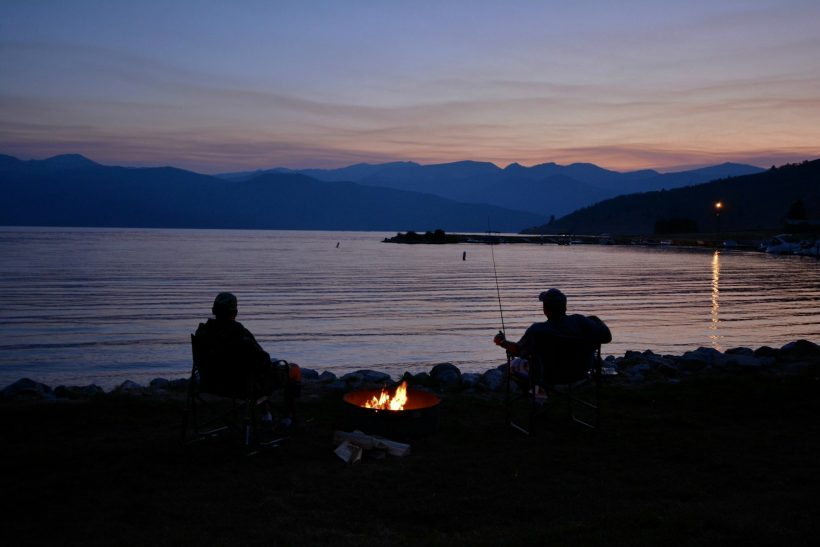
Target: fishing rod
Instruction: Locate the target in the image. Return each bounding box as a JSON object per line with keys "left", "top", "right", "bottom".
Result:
{"left": 488, "top": 219, "right": 515, "bottom": 426}
{"left": 488, "top": 220, "right": 506, "bottom": 336}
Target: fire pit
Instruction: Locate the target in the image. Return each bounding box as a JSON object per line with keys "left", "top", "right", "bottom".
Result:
{"left": 341, "top": 381, "right": 441, "bottom": 439}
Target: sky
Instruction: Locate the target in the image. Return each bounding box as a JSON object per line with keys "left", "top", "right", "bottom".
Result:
{"left": 1, "top": 0, "right": 819, "bottom": 174}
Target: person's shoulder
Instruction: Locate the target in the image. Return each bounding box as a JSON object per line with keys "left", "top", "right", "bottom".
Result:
{"left": 524, "top": 321, "right": 550, "bottom": 334}
{"left": 569, "top": 313, "right": 604, "bottom": 325}
{"left": 195, "top": 318, "right": 215, "bottom": 334}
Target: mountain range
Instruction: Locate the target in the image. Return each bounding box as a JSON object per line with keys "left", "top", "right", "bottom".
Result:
{"left": 220, "top": 160, "right": 764, "bottom": 218}
{"left": 2, "top": 152, "right": 809, "bottom": 235}
{"left": 525, "top": 159, "right": 820, "bottom": 235}
{"left": 0, "top": 154, "right": 544, "bottom": 232}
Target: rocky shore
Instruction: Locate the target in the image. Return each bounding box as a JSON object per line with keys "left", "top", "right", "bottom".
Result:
{"left": 3, "top": 339, "right": 818, "bottom": 402}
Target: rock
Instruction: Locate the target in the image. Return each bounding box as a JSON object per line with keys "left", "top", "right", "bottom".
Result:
{"left": 628, "top": 372, "right": 646, "bottom": 385}
{"left": 411, "top": 372, "right": 432, "bottom": 387}
{"left": 481, "top": 369, "right": 505, "bottom": 392}
{"left": 54, "top": 384, "right": 104, "bottom": 399}
{"left": 723, "top": 353, "right": 773, "bottom": 370}
{"left": 624, "top": 363, "right": 652, "bottom": 380}
{"left": 725, "top": 347, "right": 755, "bottom": 356}
{"left": 167, "top": 378, "right": 189, "bottom": 392}
{"left": 780, "top": 360, "right": 820, "bottom": 375}
{"left": 326, "top": 380, "right": 348, "bottom": 393}
{"left": 602, "top": 356, "right": 619, "bottom": 376}
{"left": 683, "top": 347, "right": 726, "bottom": 366}
{"left": 754, "top": 346, "right": 779, "bottom": 358}
{"left": 318, "top": 371, "right": 338, "bottom": 383}
{"left": 461, "top": 372, "right": 482, "bottom": 389}
{"left": 300, "top": 368, "right": 320, "bottom": 381}
{"left": 340, "top": 370, "right": 392, "bottom": 387}
{"left": 149, "top": 378, "right": 170, "bottom": 389}
{"left": 674, "top": 347, "right": 725, "bottom": 372}
{"left": 780, "top": 340, "right": 820, "bottom": 360}
{"left": 671, "top": 355, "right": 709, "bottom": 373}
{"left": 2, "top": 378, "right": 54, "bottom": 401}
{"left": 430, "top": 363, "right": 462, "bottom": 391}
{"left": 116, "top": 380, "right": 143, "bottom": 392}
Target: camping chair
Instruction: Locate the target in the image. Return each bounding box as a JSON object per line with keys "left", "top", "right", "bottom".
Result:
{"left": 505, "top": 333, "right": 603, "bottom": 435}
{"left": 181, "top": 331, "right": 283, "bottom": 450}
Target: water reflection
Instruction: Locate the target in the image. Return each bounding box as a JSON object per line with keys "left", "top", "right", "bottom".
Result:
{"left": 2, "top": 228, "right": 819, "bottom": 389}
{"left": 709, "top": 250, "right": 722, "bottom": 350}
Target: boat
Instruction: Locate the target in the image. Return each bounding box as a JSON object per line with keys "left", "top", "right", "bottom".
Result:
{"left": 763, "top": 234, "right": 801, "bottom": 255}
{"left": 795, "top": 239, "right": 820, "bottom": 257}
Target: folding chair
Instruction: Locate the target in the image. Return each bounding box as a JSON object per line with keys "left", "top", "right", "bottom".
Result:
{"left": 181, "top": 332, "right": 283, "bottom": 450}
{"left": 505, "top": 333, "right": 603, "bottom": 435}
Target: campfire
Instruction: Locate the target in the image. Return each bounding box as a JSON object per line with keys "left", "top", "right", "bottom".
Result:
{"left": 363, "top": 380, "right": 408, "bottom": 411}
{"left": 342, "top": 381, "right": 441, "bottom": 438}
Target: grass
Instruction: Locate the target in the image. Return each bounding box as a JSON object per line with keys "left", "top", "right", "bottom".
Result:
{"left": 3, "top": 374, "right": 819, "bottom": 546}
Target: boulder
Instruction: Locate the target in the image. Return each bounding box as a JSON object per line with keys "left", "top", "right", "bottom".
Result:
{"left": 779, "top": 340, "right": 820, "bottom": 360}
{"left": 722, "top": 353, "right": 773, "bottom": 371}
{"left": 54, "top": 384, "right": 104, "bottom": 399}
{"left": 754, "top": 346, "right": 779, "bottom": 358}
{"left": 430, "top": 363, "right": 462, "bottom": 391}
{"left": 326, "top": 380, "right": 348, "bottom": 393}
{"left": 318, "top": 371, "right": 338, "bottom": 383}
{"left": 460, "top": 372, "right": 482, "bottom": 389}
{"left": 481, "top": 369, "right": 505, "bottom": 392}
{"left": 682, "top": 347, "right": 726, "bottom": 366}
{"left": 167, "top": 378, "right": 189, "bottom": 392}
{"left": 725, "top": 347, "right": 755, "bottom": 357}
{"left": 340, "top": 369, "right": 392, "bottom": 387}
{"left": 300, "top": 368, "right": 320, "bottom": 381}
{"left": 2, "top": 378, "right": 54, "bottom": 401}
{"left": 149, "top": 378, "right": 170, "bottom": 390}
{"left": 411, "top": 372, "right": 432, "bottom": 387}
{"left": 116, "top": 380, "right": 144, "bottom": 393}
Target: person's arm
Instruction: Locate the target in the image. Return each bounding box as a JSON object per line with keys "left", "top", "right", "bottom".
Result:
{"left": 493, "top": 331, "right": 524, "bottom": 356}
{"left": 586, "top": 315, "right": 612, "bottom": 344}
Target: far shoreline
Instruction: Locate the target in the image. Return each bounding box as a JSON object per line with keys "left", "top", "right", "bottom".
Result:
{"left": 383, "top": 228, "right": 816, "bottom": 253}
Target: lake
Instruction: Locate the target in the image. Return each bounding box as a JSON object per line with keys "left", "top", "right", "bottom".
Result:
{"left": 1, "top": 227, "right": 818, "bottom": 389}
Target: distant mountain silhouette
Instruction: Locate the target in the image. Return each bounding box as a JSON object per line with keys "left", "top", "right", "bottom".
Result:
{"left": 220, "top": 160, "right": 764, "bottom": 218}
{"left": 0, "top": 154, "right": 545, "bottom": 232}
{"left": 523, "top": 160, "right": 820, "bottom": 235}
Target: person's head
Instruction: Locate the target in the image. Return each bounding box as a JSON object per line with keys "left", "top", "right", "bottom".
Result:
{"left": 212, "top": 292, "right": 238, "bottom": 320}
{"left": 539, "top": 288, "right": 567, "bottom": 318}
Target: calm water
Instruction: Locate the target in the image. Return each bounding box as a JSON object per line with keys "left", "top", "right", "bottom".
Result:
{"left": 1, "top": 227, "right": 818, "bottom": 389}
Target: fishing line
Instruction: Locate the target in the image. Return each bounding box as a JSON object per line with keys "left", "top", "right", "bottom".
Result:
{"left": 488, "top": 219, "right": 506, "bottom": 335}
{"left": 489, "top": 219, "right": 515, "bottom": 426}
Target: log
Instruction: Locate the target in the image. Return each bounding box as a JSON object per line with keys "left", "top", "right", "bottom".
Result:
{"left": 333, "top": 430, "right": 411, "bottom": 457}
{"left": 333, "top": 440, "right": 363, "bottom": 464}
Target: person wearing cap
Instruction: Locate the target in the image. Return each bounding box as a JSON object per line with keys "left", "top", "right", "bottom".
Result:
{"left": 493, "top": 288, "right": 611, "bottom": 381}
{"left": 195, "top": 292, "right": 301, "bottom": 426}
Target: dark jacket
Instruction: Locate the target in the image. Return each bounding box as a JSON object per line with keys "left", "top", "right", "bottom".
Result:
{"left": 516, "top": 314, "right": 611, "bottom": 384}
{"left": 194, "top": 318, "right": 274, "bottom": 396}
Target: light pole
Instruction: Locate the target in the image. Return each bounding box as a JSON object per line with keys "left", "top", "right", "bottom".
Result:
{"left": 714, "top": 201, "right": 723, "bottom": 238}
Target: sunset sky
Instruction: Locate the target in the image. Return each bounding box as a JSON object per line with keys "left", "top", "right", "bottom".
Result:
{"left": 2, "top": 0, "right": 819, "bottom": 173}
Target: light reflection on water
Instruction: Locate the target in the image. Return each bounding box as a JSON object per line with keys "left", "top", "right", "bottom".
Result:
{"left": 0, "top": 227, "right": 818, "bottom": 389}
{"left": 710, "top": 250, "right": 722, "bottom": 351}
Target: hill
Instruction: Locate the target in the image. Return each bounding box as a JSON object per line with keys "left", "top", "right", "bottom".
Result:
{"left": 524, "top": 160, "right": 820, "bottom": 235}
{"left": 0, "top": 154, "right": 546, "bottom": 232}
{"left": 220, "top": 160, "right": 764, "bottom": 218}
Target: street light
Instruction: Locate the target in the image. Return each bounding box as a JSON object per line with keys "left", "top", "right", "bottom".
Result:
{"left": 714, "top": 201, "right": 723, "bottom": 237}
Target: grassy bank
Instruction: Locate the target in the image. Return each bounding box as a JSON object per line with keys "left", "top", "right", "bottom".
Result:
{"left": 3, "top": 375, "right": 819, "bottom": 546}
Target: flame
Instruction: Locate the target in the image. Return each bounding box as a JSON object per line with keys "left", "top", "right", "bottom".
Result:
{"left": 363, "top": 381, "right": 408, "bottom": 411}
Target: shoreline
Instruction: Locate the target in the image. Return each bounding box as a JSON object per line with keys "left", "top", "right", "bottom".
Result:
{"left": 383, "top": 230, "right": 820, "bottom": 256}
{"left": 4, "top": 339, "right": 818, "bottom": 402}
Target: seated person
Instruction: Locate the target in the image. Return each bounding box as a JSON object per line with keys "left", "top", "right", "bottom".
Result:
{"left": 195, "top": 292, "right": 301, "bottom": 425}
{"left": 494, "top": 288, "right": 611, "bottom": 392}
